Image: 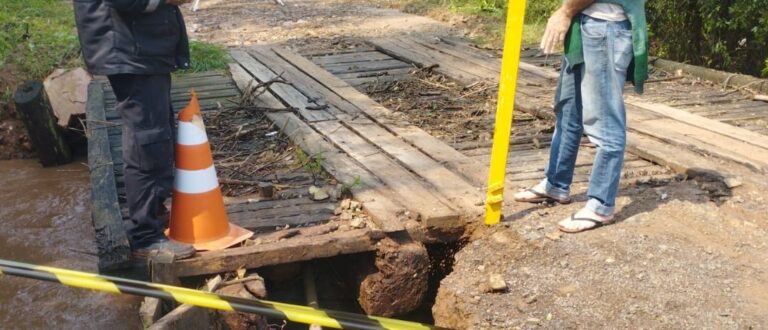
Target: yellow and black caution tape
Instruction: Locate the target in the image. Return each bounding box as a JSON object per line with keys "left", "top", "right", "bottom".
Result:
{"left": 0, "top": 259, "right": 446, "bottom": 330}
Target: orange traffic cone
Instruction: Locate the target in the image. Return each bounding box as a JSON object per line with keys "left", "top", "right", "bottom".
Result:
{"left": 166, "top": 91, "right": 253, "bottom": 251}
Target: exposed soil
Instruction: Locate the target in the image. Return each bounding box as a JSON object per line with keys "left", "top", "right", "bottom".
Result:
{"left": 178, "top": 1, "right": 768, "bottom": 328}
{"left": 0, "top": 64, "right": 35, "bottom": 160}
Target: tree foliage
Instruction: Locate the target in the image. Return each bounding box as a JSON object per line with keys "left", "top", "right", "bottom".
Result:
{"left": 648, "top": 0, "right": 768, "bottom": 77}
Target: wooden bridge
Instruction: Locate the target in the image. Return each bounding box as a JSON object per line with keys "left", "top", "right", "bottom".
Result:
{"left": 88, "top": 34, "right": 768, "bottom": 292}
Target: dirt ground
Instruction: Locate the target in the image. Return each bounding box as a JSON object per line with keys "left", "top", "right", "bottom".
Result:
{"left": 184, "top": 1, "right": 768, "bottom": 328}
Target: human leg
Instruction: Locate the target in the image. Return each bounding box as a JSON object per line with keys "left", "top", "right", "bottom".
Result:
{"left": 107, "top": 74, "right": 189, "bottom": 256}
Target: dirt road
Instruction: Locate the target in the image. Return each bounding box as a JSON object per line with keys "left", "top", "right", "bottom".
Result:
{"left": 182, "top": 1, "right": 768, "bottom": 328}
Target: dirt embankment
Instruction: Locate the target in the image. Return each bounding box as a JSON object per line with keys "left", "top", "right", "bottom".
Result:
{"left": 434, "top": 180, "right": 768, "bottom": 329}
{"left": 0, "top": 64, "right": 34, "bottom": 160}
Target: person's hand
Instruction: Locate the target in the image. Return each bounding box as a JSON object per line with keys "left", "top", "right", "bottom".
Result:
{"left": 166, "top": 0, "right": 192, "bottom": 6}
{"left": 540, "top": 8, "right": 573, "bottom": 54}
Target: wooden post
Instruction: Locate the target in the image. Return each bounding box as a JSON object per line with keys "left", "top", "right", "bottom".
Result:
{"left": 13, "top": 80, "right": 72, "bottom": 167}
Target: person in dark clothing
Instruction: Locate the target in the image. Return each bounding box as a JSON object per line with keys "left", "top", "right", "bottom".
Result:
{"left": 74, "top": 0, "right": 195, "bottom": 259}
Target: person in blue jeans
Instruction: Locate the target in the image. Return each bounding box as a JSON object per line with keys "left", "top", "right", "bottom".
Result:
{"left": 514, "top": 0, "right": 648, "bottom": 233}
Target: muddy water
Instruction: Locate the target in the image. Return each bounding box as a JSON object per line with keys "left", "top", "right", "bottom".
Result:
{"left": 0, "top": 160, "right": 141, "bottom": 329}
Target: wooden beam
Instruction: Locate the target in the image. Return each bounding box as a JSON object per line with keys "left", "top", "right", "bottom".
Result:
{"left": 87, "top": 81, "right": 131, "bottom": 271}
{"left": 172, "top": 228, "right": 381, "bottom": 277}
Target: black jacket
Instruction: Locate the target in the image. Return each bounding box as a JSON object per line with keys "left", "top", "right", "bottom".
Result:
{"left": 73, "top": 0, "right": 190, "bottom": 75}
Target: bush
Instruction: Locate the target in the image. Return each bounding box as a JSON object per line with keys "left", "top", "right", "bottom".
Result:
{"left": 648, "top": 0, "right": 768, "bottom": 77}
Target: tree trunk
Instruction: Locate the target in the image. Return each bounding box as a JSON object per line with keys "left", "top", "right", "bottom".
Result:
{"left": 13, "top": 80, "right": 72, "bottom": 166}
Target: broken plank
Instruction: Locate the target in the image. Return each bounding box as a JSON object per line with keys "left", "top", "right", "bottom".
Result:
{"left": 271, "top": 47, "right": 489, "bottom": 186}
{"left": 231, "top": 50, "right": 335, "bottom": 122}
{"left": 172, "top": 228, "right": 381, "bottom": 277}
{"left": 313, "top": 120, "right": 460, "bottom": 227}
{"left": 229, "top": 63, "right": 406, "bottom": 232}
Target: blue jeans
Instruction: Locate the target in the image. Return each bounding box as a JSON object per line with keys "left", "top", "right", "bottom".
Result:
{"left": 542, "top": 15, "right": 633, "bottom": 215}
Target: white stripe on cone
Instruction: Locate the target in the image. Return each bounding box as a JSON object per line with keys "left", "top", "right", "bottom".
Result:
{"left": 177, "top": 121, "right": 209, "bottom": 146}
{"left": 174, "top": 166, "right": 219, "bottom": 194}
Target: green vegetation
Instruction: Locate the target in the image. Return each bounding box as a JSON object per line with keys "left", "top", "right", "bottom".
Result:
{"left": 648, "top": 0, "right": 768, "bottom": 77}
{"left": 296, "top": 149, "right": 327, "bottom": 177}
{"left": 181, "top": 40, "right": 231, "bottom": 73}
{"left": 0, "top": 0, "right": 80, "bottom": 80}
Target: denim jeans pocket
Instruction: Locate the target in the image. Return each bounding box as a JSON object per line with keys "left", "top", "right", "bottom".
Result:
{"left": 581, "top": 16, "right": 608, "bottom": 50}
{"left": 612, "top": 29, "right": 633, "bottom": 72}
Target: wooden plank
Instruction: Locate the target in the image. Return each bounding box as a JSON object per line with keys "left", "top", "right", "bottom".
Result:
{"left": 344, "top": 117, "right": 482, "bottom": 217}
{"left": 248, "top": 47, "right": 355, "bottom": 116}
{"left": 370, "top": 37, "right": 484, "bottom": 84}
{"left": 227, "top": 201, "right": 335, "bottom": 231}
{"left": 172, "top": 228, "right": 381, "bottom": 277}
{"left": 271, "top": 47, "right": 489, "bottom": 187}
{"left": 230, "top": 50, "right": 335, "bottom": 122}
{"left": 628, "top": 101, "right": 768, "bottom": 151}
{"left": 626, "top": 132, "right": 744, "bottom": 181}
{"left": 629, "top": 117, "right": 768, "bottom": 173}
{"left": 87, "top": 81, "right": 131, "bottom": 271}
{"left": 301, "top": 46, "right": 377, "bottom": 57}
{"left": 229, "top": 63, "right": 406, "bottom": 232}
{"left": 322, "top": 59, "right": 412, "bottom": 74}
{"left": 314, "top": 120, "right": 460, "bottom": 227}
{"left": 311, "top": 51, "right": 392, "bottom": 65}
{"left": 334, "top": 68, "right": 413, "bottom": 80}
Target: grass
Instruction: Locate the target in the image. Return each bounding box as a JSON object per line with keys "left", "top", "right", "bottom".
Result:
{"left": 181, "top": 40, "right": 231, "bottom": 73}
{"left": 0, "top": 0, "right": 80, "bottom": 80}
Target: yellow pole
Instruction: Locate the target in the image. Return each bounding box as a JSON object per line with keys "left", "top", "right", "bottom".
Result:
{"left": 484, "top": 0, "right": 527, "bottom": 225}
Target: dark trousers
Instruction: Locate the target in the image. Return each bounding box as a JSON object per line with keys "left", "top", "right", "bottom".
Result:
{"left": 107, "top": 74, "right": 175, "bottom": 249}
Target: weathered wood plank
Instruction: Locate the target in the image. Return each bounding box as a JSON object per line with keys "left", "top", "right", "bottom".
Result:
{"left": 248, "top": 47, "right": 356, "bottom": 116}
{"left": 322, "top": 59, "right": 412, "bottom": 74}
{"left": 629, "top": 117, "right": 768, "bottom": 173}
{"left": 172, "top": 228, "right": 381, "bottom": 277}
{"left": 231, "top": 50, "right": 335, "bottom": 122}
{"left": 628, "top": 100, "right": 768, "bottom": 151}
{"left": 342, "top": 117, "right": 482, "bottom": 217}
{"left": 271, "top": 47, "right": 489, "bottom": 187}
{"left": 87, "top": 81, "right": 131, "bottom": 270}
{"left": 313, "top": 120, "right": 460, "bottom": 228}
{"left": 229, "top": 63, "right": 406, "bottom": 232}
{"left": 311, "top": 51, "right": 392, "bottom": 66}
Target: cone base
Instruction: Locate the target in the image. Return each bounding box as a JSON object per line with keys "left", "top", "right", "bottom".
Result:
{"left": 165, "top": 223, "right": 253, "bottom": 251}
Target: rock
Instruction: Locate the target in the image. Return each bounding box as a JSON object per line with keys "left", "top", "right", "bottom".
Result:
{"left": 340, "top": 198, "right": 352, "bottom": 210}
{"left": 488, "top": 274, "right": 507, "bottom": 292}
{"left": 309, "top": 186, "right": 329, "bottom": 201}
{"left": 724, "top": 177, "right": 743, "bottom": 189}
{"left": 42, "top": 67, "right": 91, "bottom": 127}
{"left": 334, "top": 207, "right": 343, "bottom": 215}
{"left": 545, "top": 231, "right": 562, "bottom": 241}
{"left": 350, "top": 218, "right": 366, "bottom": 229}
{"left": 350, "top": 200, "right": 361, "bottom": 211}
{"left": 605, "top": 257, "right": 616, "bottom": 264}
{"left": 340, "top": 212, "right": 353, "bottom": 221}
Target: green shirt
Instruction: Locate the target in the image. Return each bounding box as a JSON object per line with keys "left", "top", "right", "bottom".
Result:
{"left": 563, "top": 0, "right": 648, "bottom": 94}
